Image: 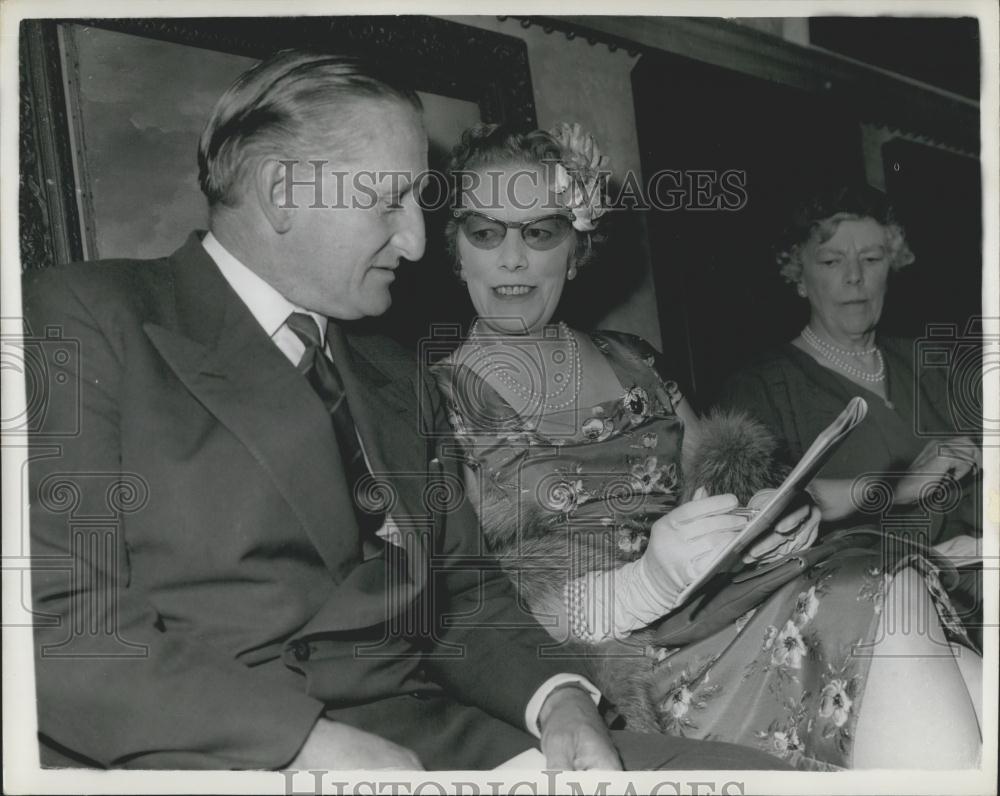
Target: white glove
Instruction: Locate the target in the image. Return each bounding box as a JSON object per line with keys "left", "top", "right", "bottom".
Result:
{"left": 641, "top": 491, "right": 749, "bottom": 605}
{"left": 739, "top": 489, "right": 821, "bottom": 566}
{"left": 566, "top": 492, "right": 747, "bottom": 642}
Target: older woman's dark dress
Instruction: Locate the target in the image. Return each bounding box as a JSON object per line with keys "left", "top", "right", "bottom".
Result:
{"left": 717, "top": 336, "right": 982, "bottom": 648}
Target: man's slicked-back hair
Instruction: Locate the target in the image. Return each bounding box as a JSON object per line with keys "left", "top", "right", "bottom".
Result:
{"left": 198, "top": 50, "right": 422, "bottom": 207}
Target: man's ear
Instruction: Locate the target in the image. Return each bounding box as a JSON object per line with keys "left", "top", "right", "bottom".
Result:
{"left": 255, "top": 158, "right": 294, "bottom": 233}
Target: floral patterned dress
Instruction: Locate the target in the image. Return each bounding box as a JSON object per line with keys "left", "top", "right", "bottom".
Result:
{"left": 431, "top": 330, "right": 966, "bottom": 771}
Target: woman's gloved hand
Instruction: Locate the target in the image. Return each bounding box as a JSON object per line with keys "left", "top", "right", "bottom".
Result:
{"left": 568, "top": 488, "right": 821, "bottom": 642}
{"left": 739, "top": 488, "right": 821, "bottom": 566}
{"left": 639, "top": 490, "right": 748, "bottom": 608}
{"left": 640, "top": 487, "right": 821, "bottom": 605}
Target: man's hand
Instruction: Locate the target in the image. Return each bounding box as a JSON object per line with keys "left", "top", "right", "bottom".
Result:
{"left": 741, "top": 490, "right": 821, "bottom": 566}
{"left": 288, "top": 718, "right": 424, "bottom": 770}
{"left": 538, "top": 686, "right": 622, "bottom": 771}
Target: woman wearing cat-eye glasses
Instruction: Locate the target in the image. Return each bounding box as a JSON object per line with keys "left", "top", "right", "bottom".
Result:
{"left": 427, "top": 122, "right": 980, "bottom": 769}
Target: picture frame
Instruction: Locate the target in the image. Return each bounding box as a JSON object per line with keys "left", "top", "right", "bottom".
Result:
{"left": 19, "top": 15, "right": 537, "bottom": 270}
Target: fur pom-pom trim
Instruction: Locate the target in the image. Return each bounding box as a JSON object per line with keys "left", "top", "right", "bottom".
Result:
{"left": 683, "top": 410, "right": 786, "bottom": 504}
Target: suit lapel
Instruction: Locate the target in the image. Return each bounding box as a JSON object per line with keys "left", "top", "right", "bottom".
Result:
{"left": 143, "top": 234, "right": 363, "bottom": 582}
{"left": 327, "top": 324, "right": 430, "bottom": 589}
{"left": 326, "top": 325, "right": 422, "bottom": 476}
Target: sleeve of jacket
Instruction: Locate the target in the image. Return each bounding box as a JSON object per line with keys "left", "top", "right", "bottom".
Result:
{"left": 23, "top": 269, "right": 324, "bottom": 770}
{"left": 415, "top": 361, "right": 587, "bottom": 731}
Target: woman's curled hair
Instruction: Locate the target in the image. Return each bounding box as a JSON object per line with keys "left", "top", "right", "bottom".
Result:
{"left": 775, "top": 183, "right": 915, "bottom": 284}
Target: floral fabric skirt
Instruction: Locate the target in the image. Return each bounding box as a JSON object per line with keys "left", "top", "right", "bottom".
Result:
{"left": 644, "top": 549, "right": 965, "bottom": 770}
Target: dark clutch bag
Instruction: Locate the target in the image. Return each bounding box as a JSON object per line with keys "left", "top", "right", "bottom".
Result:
{"left": 645, "top": 527, "right": 956, "bottom": 647}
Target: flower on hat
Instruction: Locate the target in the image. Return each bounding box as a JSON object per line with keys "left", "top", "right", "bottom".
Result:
{"left": 549, "top": 122, "right": 611, "bottom": 232}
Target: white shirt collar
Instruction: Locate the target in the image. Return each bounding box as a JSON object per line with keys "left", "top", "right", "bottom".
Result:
{"left": 201, "top": 231, "right": 327, "bottom": 343}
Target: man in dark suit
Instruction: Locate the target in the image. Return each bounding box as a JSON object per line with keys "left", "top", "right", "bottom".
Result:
{"left": 25, "top": 51, "right": 789, "bottom": 771}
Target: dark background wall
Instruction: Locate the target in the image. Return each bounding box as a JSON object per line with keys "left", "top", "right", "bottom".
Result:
{"left": 19, "top": 15, "right": 983, "bottom": 401}
{"left": 626, "top": 16, "right": 982, "bottom": 406}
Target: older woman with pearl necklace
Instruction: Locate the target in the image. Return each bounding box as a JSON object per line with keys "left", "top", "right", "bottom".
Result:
{"left": 718, "top": 183, "right": 984, "bottom": 762}
{"left": 719, "top": 184, "right": 982, "bottom": 543}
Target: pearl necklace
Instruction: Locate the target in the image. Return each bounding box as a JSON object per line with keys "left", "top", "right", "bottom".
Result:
{"left": 802, "top": 326, "right": 886, "bottom": 383}
{"left": 469, "top": 320, "right": 583, "bottom": 410}
{"left": 802, "top": 325, "right": 877, "bottom": 357}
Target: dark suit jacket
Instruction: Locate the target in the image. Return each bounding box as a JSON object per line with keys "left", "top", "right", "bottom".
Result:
{"left": 24, "top": 233, "right": 576, "bottom": 769}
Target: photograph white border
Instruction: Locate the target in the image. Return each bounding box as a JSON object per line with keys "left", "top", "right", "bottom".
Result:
{"left": 3, "top": 1, "right": 997, "bottom": 794}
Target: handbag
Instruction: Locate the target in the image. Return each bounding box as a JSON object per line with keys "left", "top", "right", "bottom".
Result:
{"left": 646, "top": 527, "right": 959, "bottom": 647}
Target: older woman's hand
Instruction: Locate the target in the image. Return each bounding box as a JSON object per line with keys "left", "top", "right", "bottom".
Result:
{"left": 897, "top": 437, "right": 982, "bottom": 506}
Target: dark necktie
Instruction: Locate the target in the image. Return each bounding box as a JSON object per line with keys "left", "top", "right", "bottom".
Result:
{"left": 285, "top": 312, "right": 384, "bottom": 537}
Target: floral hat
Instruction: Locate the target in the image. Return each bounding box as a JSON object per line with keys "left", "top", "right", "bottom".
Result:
{"left": 549, "top": 122, "right": 612, "bottom": 232}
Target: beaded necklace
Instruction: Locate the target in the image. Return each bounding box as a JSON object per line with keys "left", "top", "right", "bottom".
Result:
{"left": 802, "top": 325, "right": 885, "bottom": 383}
{"left": 469, "top": 320, "right": 583, "bottom": 410}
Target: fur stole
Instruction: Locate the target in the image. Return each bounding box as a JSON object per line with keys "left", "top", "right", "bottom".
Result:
{"left": 477, "top": 410, "right": 785, "bottom": 731}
